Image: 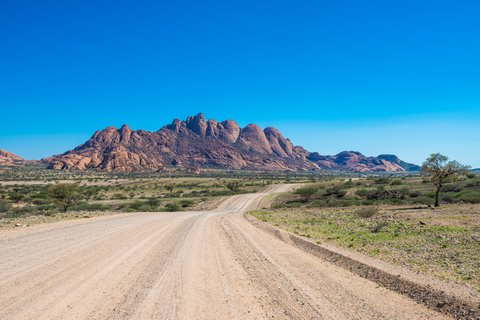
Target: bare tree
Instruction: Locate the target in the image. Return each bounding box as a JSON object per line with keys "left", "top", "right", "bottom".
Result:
{"left": 421, "top": 153, "right": 470, "bottom": 207}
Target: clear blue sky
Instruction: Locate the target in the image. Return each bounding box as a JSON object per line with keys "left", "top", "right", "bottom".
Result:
{"left": 1, "top": 0, "right": 479, "bottom": 166}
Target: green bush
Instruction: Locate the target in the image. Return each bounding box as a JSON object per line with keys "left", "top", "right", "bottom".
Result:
{"left": 5, "top": 205, "right": 38, "bottom": 218}
{"left": 390, "top": 179, "right": 403, "bottom": 185}
{"left": 456, "top": 191, "right": 480, "bottom": 203}
{"left": 147, "top": 197, "right": 160, "bottom": 207}
{"left": 179, "top": 199, "right": 194, "bottom": 208}
{"left": 374, "top": 177, "right": 390, "bottom": 185}
{"left": 409, "top": 190, "right": 421, "bottom": 198}
{"left": 128, "top": 201, "right": 146, "bottom": 211}
{"left": 163, "top": 202, "right": 181, "bottom": 212}
{"left": 0, "top": 200, "right": 12, "bottom": 213}
{"left": 72, "top": 202, "right": 110, "bottom": 211}
{"left": 323, "top": 185, "right": 346, "bottom": 198}
{"left": 443, "top": 184, "right": 463, "bottom": 192}
{"left": 294, "top": 187, "right": 318, "bottom": 202}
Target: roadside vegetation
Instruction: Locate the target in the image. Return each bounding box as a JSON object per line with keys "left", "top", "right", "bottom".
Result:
{"left": 0, "top": 175, "right": 270, "bottom": 221}
{"left": 251, "top": 156, "right": 480, "bottom": 291}
{"left": 0, "top": 165, "right": 319, "bottom": 228}
{"left": 273, "top": 174, "right": 480, "bottom": 209}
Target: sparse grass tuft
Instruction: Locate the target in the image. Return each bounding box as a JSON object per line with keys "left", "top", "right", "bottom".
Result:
{"left": 355, "top": 207, "right": 379, "bottom": 218}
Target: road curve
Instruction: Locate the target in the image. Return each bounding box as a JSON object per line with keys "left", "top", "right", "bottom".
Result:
{"left": 0, "top": 184, "right": 448, "bottom": 320}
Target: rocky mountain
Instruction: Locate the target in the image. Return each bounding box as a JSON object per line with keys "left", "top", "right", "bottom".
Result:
{"left": 0, "top": 149, "right": 25, "bottom": 166}
{"left": 43, "top": 113, "right": 418, "bottom": 173}
{"left": 307, "top": 151, "right": 408, "bottom": 172}
{"left": 377, "top": 154, "right": 421, "bottom": 171}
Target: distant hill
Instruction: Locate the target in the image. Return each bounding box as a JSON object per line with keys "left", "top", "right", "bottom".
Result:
{"left": 377, "top": 154, "right": 421, "bottom": 171}
{"left": 42, "top": 113, "right": 419, "bottom": 173}
{"left": 0, "top": 149, "right": 25, "bottom": 166}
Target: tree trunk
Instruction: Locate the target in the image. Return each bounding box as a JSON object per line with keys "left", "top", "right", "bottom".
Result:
{"left": 434, "top": 185, "right": 441, "bottom": 207}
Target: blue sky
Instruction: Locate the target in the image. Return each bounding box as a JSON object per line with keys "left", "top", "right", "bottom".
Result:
{"left": 1, "top": 1, "right": 479, "bottom": 166}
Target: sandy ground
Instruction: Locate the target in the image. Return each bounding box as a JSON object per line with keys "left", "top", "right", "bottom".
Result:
{"left": 0, "top": 185, "right": 448, "bottom": 320}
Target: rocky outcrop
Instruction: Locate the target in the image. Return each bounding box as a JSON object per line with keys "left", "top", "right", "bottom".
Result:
{"left": 264, "top": 127, "right": 294, "bottom": 157}
{"left": 377, "top": 154, "right": 421, "bottom": 171}
{"left": 0, "top": 150, "right": 25, "bottom": 166}
{"left": 237, "top": 124, "right": 273, "bottom": 155}
{"left": 307, "top": 151, "right": 406, "bottom": 172}
{"left": 42, "top": 113, "right": 419, "bottom": 173}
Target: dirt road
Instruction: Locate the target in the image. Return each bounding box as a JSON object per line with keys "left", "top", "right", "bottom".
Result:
{"left": 0, "top": 185, "right": 448, "bottom": 319}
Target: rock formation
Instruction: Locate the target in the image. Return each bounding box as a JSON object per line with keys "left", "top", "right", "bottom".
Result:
{"left": 42, "top": 113, "right": 418, "bottom": 173}
{"left": 0, "top": 150, "right": 25, "bottom": 166}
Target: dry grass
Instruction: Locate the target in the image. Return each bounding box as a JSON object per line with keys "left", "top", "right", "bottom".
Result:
{"left": 252, "top": 203, "right": 480, "bottom": 292}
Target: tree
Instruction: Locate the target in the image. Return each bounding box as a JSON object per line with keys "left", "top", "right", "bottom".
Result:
{"left": 421, "top": 153, "right": 470, "bottom": 207}
{"left": 294, "top": 187, "right": 318, "bottom": 202}
{"left": 226, "top": 181, "right": 240, "bottom": 192}
{"left": 48, "top": 183, "right": 81, "bottom": 212}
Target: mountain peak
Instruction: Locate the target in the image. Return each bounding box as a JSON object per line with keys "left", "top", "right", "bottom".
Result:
{"left": 185, "top": 113, "right": 208, "bottom": 136}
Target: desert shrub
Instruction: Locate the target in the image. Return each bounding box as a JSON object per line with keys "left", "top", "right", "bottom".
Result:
{"left": 466, "top": 173, "right": 476, "bottom": 179}
{"left": 442, "top": 194, "right": 455, "bottom": 203}
{"left": 111, "top": 193, "right": 127, "bottom": 200}
{"left": 30, "top": 198, "right": 50, "bottom": 205}
{"left": 147, "top": 197, "right": 160, "bottom": 207}
{"left": 456, "top": 190, "right": 480, "bottom": 203}
{"left": 356, "top": 187, "right": 408, "bottom": 201}
{"left": 398, "top": 187, "right": 410, "bottom": 198}
{"left": 30, "top": 192, "right": 49, "bottom": 199}
{"left": 355, "top": 207, "right": 379, "bottom": 218}
{"left": 0, "top": 200, "right": 12, "bottom": 213}
{"left": 374, "top": 177, "right": 390, "bottom": 185}
{"left": 10, "top": 193, "right": 25, "bottom": 203}
{"left": 225, "top": 181, "right": 241, "bottom": 192}
{"left": 370, "top": 221, "right": 388, "bottom": 233}
{"left": 330, "top": 198, "right": 359, "bottom": 207}
{"left": 163, "top": 202, "right": 181, "bottom": 212}
{"left": 411, "top": 196, "right": 434, "bottom": 205}
{"left": 465, "top": 179, "right": 480, "bottom": 187}
{"left": 72, "top": 202, "right": 110, "bottom": 211}
{"left": 308, "top": 199, "right": 328, "bottom": 207}
{"left": 294, "top": 187, "right": 319, "bottom": 202}
{"left": 356, "top": 188, "right": 383, "bottom": 200}
{"left": 443, "top": 184, "right": 463, "bottom": 193}
{"left": 35, "top": 203, "right": 56, "bottom": 212}
{"left": 323, "top": 185, "right": 346, "bottom": 198}
{"left": 342, "top": 180, "right": 354, "bottom": 188}
{"left": 390, "top": 179, "right": 403, "bottom": 186}
{"left": 5, "top": 205, "right": 38, "bottom": 218}
{"left": 361, "top": 199, "right": 375, "bottom": 205}
{"left": 409, "top": 190, "right": 421, "bottom": 198}
{"left": 178, "top": 199, "right": 193, "bottom": 208}
{"left": 127, "top": 201, "right": 146, "bottom": 211}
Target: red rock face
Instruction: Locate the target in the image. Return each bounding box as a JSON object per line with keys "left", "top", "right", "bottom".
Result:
{"left": 42, "top": 113, "right": 418, "bottom": 172}
{"left": 217, "top": 120, "right": 241, "bottom": 143}
{"left": 0, "top": 149, "right": 25, "bottom": 166}
{"left": 237, "top": 124, "right": 273, "bottom": 155}
{"left": 264, "top": 127, "right": 294, "bottom": 157}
